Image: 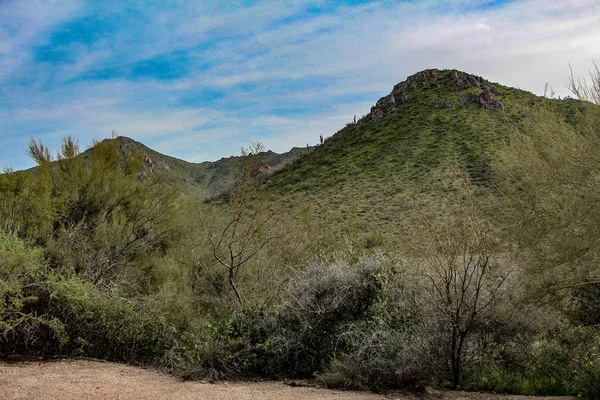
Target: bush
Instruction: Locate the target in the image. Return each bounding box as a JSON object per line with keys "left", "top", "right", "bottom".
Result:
{"left": 0, "top": 232, "right": 65, "bottom": 354}
{"left": 462, "top": 325, "right": 600, "bottom": 398}
{"left": 317, "top": 320, "right": 436, "bottom": 391}
{"left": 50, "top": 278, "right": 176, "bottom": 364}
{"left": 177, "top": 255, "right": 386, "bottom": 380}
{"left": 177, "top": 307, "right": 276, "bottom": 380}
{"left": 265, "top": 256, "right": 384, "bottom": 376}
{"left": 316, "top": 256, "right": 445, "bottom": 391}
{"left": 569, "top": 283, "right": 600, "bottom": 326}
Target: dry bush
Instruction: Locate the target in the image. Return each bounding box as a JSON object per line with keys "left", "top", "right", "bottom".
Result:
{"left": 400, "top": 197, "right": 512, "bottom": 387}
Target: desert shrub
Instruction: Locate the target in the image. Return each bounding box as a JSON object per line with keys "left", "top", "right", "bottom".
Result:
{"left": 462, "top": 325, "right": 600, "bottom": 398}
{"left": 463, "top": 365, "right": 568, "bottom": 396}
{"left": 177, "top": 306, "right": 276, "bottom": 380}
{"left": 0, "top": 231, "right": 65, "bottom": 354}
{"left": 0, "top": 229, "right": 178, "bottom": 363}
{"left": 317, "top": 319, "right": 438, "bottom": 391}
{"left": 535, "top": 326, "right": 600, "bottom": 399}
{"left": 177, "top": 255, "right": 385, "bottom": 380}
{"left": 569, "top": 283, "right": 600, "bottom": 326}
{"left": 316, "top": 256, "right": 446, "bottom": 391}
{"left": 49, "top": 278, "right": 176, "bottom": 364}
{"left": 264, "top": 256, "right": 384, "bottom": 376}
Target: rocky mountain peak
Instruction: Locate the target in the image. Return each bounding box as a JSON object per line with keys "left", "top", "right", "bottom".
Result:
{"left": 113, "top": 136, "right": 170, "bottom": 181}
{"left": 369, "top": 69, "right": 505, "bottom": 121}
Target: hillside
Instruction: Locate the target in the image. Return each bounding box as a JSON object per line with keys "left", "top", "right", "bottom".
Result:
{"left": 93, "top": 136, "right": 314, "bottom": 199}
{"left": 17, "top": 69, "right": 599, "bottom": 239}
{"left": 262, "top": 69, "right": 599, "bottom": 238}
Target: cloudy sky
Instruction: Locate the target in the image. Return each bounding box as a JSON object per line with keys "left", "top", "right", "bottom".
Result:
{"left": 1, "top": 0, "right": 599, "bottom": 170}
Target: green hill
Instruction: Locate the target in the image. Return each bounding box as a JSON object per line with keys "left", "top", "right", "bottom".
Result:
{"left": 18, "top": 69, "right": 599, "bottom": 239}
{"left": 102, "top": 136, "right": 314, "bottom": 199}
{"left": 262, "top": 69, "right": 598, "bottom": 237}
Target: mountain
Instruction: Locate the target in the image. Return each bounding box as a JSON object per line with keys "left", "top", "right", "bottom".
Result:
{"left": 107, "top": 136, "right": 314, "bottom": 199}
{"left": 261, "top": 69, "right": 598, "bottom": 238}
{"left": 18, "top": 69, "right": 599, "bottom": 239}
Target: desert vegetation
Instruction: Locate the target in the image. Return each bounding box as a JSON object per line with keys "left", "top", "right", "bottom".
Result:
{"left": 2, "top": 67, "right": 600, "bottom": 398}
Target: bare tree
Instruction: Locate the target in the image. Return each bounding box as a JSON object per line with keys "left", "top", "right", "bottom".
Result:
{"left": 196, "top": 143, "right": 287, "bottom": 307}
{"left": 567, "top": 62, "right": 600, "bottom": 104}
{"left": 543, "top": 82, "right": 556, "bottom": 99}
{"left": 403, "top": 202, "right": 510, "bottom": 387}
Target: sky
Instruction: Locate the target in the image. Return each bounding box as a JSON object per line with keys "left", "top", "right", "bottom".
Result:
{"left": 1, "top": 0, "right": 600, "bottom": 170}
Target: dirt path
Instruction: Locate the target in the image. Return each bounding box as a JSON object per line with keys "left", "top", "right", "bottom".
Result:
{"left": 0, "top": 359, "right": 574, "bottom": 400}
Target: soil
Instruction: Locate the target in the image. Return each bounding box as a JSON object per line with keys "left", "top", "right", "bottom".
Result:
{"left": 0, "top": 359, "right": 575, "bottom": 400}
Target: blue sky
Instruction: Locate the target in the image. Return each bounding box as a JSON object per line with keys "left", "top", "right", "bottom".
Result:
{"left": 1, "top": 0, "right": 600, "bottom": 170}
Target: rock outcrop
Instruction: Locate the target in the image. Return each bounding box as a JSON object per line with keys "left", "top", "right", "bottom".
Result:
{"left": 116, "top": 136, "right": 170, "bottom": 181}
{"left": 368, "top": 69, "right": 505, "bottom": 120}
{"left": 370, "top": 69, "right": 442, "bottom": 120}
{"left": 450, "top": 69, "right": 486, "bottom": 91}
{"left": 471, "top": 86, "right": 505, "bottom": 112}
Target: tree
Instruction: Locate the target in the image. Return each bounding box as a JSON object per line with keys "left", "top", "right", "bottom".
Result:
{"left": 494, "top": 62, "right": 600, "bottom": 328}
{"left": 0, "top": 167, "right": 55, "bottom": 242}
{"left": 0, "top": 231, "right": 64, "bottom": 353}
{"left": 496, "top": 105, "right": 600, "bottom": 297}
{"left": 194, "top": 143, "right": 288, "bottom": 308}
{"left": 402, "top": 200, "right": 510, "bottom": 387}
{"left": 24, "top": 136, "right": 179, "bottom": 290}
{"left": 568, "top": 62, "right": 600, "bottom": 104}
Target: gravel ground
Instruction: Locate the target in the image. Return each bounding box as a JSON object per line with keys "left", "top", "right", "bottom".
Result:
{"left": 0, "top": 359, "right": 575, "bottom": 400}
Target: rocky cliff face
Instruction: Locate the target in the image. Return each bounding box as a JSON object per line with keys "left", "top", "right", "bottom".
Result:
{"left": 369, "top": 69, "right": 505, "bottom": 121}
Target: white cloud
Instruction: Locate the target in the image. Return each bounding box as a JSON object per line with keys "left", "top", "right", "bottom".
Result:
{"left": 0, "top": 0, "right": 84, "bottom": 82}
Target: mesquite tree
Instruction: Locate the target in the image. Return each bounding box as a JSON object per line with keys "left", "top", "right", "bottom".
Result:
{"left": 403, "top": 202, "right": 510, "bottom": 387}
{"left": 196, "top": 143, "right": 286, "bottom": 308}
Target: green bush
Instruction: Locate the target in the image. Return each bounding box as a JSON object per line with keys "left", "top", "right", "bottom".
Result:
{"left": 462, "top": 325, "right": 600, "bottom": 398}
{"left": 569, "top": 283, "right": 600, "bottom": 326}
{"left": 177, "top": 306, "right": 276, "bottom": 380}
{"left": 265, "top": 256, "right": 384, "bottom": 377}
{"left": 50, "top": 278, "right": 176, "bottom": 364}
{"left": 316, "top": 256, "right": 445, "bottom": 391}
{"left": 177, "top": 255, "right": 385, "bottom": 380}
{"left": 0, "top": 232, "right": 65, "bottom": 354}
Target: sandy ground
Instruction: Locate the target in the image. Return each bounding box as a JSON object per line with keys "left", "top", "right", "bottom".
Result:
{"left": 0, "top": 359, "right": 574, "bottom": 400}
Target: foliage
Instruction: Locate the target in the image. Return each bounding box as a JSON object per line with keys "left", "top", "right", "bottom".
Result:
{"left": 463, "top": 326, "right": 600, "bottom": 398}
{"left": 176, "top": 307, "right": 276, "bottom": 380}
{"left": 0, "top": 231, "right": 65, "bottom": 354}
{"left": 16, "top": 137, "right": 181, "bottom": 291}
{"left": 317, "top": 325, "right": 429, "bottom": 391}
{"left": 49, "top": 278, "right": 175, "bottom": 363}
{"left": 194, "top": 143, "right": 284, "bottom": 306}
{"left": 188, "top": 143, "right": 312, "bottom": 311}
{"left": 0, "top": 168, "right": 56, "bottom": 243}
{"left": 178, "top": 255, "right": 385, "bottom": 380}
{"left": 322, "top": 254, "right": 448, "bottom": 390}
{"left": 496, "top": 107, "right": 600, "bottom": 298}
{"left": 0, "top": 230, "right": 177, "bottom": 362}
{"left": 401, "top": 197, "right": 511, "bottom": 387}
{"left": 267, "top": 255, "right": 383, "bottom": 376}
